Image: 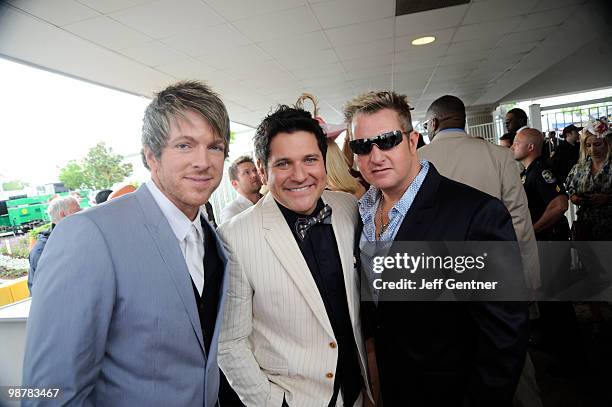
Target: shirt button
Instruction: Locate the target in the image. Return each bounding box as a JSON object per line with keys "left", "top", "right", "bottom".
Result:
{"left": 326, "top": 372, "right": 334, "bottom": 379}
{"left": 329, "top": 342, "right": 337, "bottom": 349}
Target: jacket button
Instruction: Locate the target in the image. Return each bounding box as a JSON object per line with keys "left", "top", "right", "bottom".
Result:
{"left": 329, "top": 342, "right": 337, "bottom": 349}
{"left": 326, "top": 372, "right": 334, "bottom": 379}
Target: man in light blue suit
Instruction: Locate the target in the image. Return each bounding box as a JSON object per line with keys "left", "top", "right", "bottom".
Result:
{"left": 22, "top": 81, "right": 230, "bottom": 406}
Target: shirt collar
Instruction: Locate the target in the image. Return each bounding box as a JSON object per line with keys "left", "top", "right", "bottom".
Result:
{"left": 277, "top": 198, "right": 324, "bottom": 223}
{"left": 431, "top": 128, "right": 467, "bottom": 141}
{"left": 359, "top": 160, "right": 429, "bottom": 214}
{"left": 235, "top": 193, "right": 253, "bottom": 206}
{"left": 146, "top": 179, "right": 204, "bottom": 242}
{"left": 277, "top": 198, "right": 325, "bottom": 240}
{"left": 524, "top": 156, "right": 542, "bottom": 174}
{"left": 358, "top": 159, "right": 430, "bottom": 241}
{"left": 437, "top": 128, "right": 466, "bottom": 134}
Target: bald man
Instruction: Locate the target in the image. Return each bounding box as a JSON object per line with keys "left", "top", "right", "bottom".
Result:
{"left": 511, "top": 128, "right": 569, "bottom": 240}
{"left": 512, "top": 129, "right": 583, "bottom": 374}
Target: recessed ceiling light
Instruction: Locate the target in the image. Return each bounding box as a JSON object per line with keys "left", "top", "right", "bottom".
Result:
{"left": 411, "top": 36, "right": 436, "bottom": 46}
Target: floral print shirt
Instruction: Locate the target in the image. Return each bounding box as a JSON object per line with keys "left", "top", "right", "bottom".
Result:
{"left": 566, "top": 157, "right": 612, "bottom": 239}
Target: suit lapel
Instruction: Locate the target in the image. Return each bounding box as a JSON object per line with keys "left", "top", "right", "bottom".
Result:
{"left": 202, "top": 216, "right": 229, "bottom": 368}
{"left": 261, "top": 194, "right": 334, "bottom": 338}
{"left": 135, "top": 186, "right": 206, "bottom": 355}
{"left": 395, "top": 164, "right": 441, "bottom": 241}
{"left": 326, "top": 193, "right": 370, "bottom": 382}
{"left": 325, "top": 192, "right": 358, "bottom": 330}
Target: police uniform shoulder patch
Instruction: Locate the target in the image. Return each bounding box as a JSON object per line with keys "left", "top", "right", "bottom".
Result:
{"left": 542, "top": 169, "right": 556, "bottom": 184}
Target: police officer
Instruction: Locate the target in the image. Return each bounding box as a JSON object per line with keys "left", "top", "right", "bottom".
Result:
{"left": 512, "top": 128, "right": 584, "bottom": 373}
{"left": 512, "top": 128, "right": 569, "bottom": 241}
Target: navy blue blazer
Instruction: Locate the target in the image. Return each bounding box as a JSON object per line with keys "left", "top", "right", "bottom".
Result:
{"left": 361, "top": 164, "right": 529, "bottom": 407}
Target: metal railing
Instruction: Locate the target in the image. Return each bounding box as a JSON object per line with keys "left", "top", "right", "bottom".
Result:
{"left": 541, "top": 104, "right": 612, "bottom": 133}
{"left": 467, "top": 122, "right": 497, "bottom": 143}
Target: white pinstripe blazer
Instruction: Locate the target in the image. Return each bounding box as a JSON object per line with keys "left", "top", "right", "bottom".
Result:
{"left": 217, "top": 190, "right": 372, "bottom": 407}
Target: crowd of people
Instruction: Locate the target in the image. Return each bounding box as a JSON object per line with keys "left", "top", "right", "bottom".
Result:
{"left": 20, "top": 80, "right": 611, "bottom": 407}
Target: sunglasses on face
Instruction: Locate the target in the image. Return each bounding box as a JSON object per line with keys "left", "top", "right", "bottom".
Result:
{"left": 349, "top": 130, "right": 405, "bottom": 155}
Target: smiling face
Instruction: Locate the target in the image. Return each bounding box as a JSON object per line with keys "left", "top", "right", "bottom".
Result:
{"left": 145, "top": 109, "right": 225, "bottom": 220}
{"left": 352, "top": 108, "right": 419, "bottom": 199}
{"left": 262, "top": 131, "right": 326, "bottom": 215}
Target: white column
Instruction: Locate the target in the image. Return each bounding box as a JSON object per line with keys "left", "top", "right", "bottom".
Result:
{"left": 492, "top": 105, "right": 504, "bottom": 140}
{"left": 529, "top": 104, "right": 542, "bottom": 131}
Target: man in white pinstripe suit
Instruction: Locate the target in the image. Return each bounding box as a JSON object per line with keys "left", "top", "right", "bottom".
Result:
{"left": 218, "top": 105, "right": 373, "bottom": 406}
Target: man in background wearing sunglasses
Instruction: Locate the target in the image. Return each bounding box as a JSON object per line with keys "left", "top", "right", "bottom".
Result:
{"left": 344, "top": 91, "right": 529, "bottom": 406}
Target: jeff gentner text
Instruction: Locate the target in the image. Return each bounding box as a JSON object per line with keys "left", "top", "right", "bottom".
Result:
{"left": 372, "top": 278, "right": 499, "bottom": 291}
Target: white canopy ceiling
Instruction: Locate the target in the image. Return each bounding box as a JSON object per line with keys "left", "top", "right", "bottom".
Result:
{"left": 0, "top": 0, "right": 609, "bottom": 126}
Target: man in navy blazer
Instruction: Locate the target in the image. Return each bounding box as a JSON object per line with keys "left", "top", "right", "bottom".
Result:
{"left": 344, "top": 91, "right": 529, "bottom": 407}
{"left": 22, "top": 81, "right": 230, "bottom": 406}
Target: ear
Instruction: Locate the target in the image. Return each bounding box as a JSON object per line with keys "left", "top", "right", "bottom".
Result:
{"left": 144, "top": 146, "right": 158, "bottom": 170}
{"left": 230, "top": 179, "right": 239, "bottom": 190}
{"left": 430, "top": 118, "right": 438, "bottom": 133}
{"left": 256, "top": 159, "right": 268, "bottom": 185}
{"left": 408, "top": 131, "right": 420, "bottom": 153}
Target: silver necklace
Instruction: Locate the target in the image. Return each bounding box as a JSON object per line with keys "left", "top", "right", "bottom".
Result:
{"left": 377, "top": 197, "right": 389, "bottom": 240}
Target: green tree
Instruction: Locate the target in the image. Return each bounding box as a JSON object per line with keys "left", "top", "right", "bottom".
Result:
{"left": 58, "top": 142, "right": 133, "bottom": 190}
{"left": 82, "top": 142, "right": 133, "bottom": 189}
{"left": 2, "top": 179, "right": 30, "bottom": 191}
{"left": 59, "top": 161, "right": 87, "bottom": 190}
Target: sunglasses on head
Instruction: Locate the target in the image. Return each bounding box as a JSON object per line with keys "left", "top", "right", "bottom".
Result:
{"left": 349, "top": 130, "right": 405, "bottom": 155}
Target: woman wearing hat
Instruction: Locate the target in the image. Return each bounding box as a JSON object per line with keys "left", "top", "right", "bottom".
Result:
{"left": 566, "top": 118, "right": 612, "bottom": 240}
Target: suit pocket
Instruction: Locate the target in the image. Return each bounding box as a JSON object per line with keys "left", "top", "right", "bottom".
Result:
{"left": 266, "top": 382, "right": 286, "bottom": 407}
{"left": 255, "top": 347, "right": 289, "bottom": 376}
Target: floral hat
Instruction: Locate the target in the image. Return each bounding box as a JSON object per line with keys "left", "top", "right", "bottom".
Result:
{"left": 585, "top": 117, "right": 612, "bottom": 137}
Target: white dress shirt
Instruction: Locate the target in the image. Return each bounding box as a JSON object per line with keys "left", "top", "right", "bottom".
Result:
{"left": 219, "top": 194, "right": 254, "bottom": 224}
{"left": 146, "top": 180, "right": 205, "bottom": 294}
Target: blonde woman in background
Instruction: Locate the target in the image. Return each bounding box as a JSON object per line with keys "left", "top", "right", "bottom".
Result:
{"left": 566, "top": 119, "right": 612, "bottom": 337}
{"left": 294, "top": 93, "right": 367, "bottom": 199}
{"left": 326, "top": 138, "right": 366, "bottom": 199}
{"left": 567, "top": 119, "right": 612, "bottom": 240}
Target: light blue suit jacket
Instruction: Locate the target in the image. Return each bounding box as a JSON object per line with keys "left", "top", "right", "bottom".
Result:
{"left": 22, "top": 185, "right": 228, "bottom": 406}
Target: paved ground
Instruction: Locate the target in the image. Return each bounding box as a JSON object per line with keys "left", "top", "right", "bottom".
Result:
{"left": 533, "top": 303, "right": 612, "bottom": 407}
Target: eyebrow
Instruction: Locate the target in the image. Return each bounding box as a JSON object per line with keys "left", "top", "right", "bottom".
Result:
{"left": 272, "top": 153, "right": 321, "bottom": 164}
{"left": 172, "top": 135, "right": 225, "bottom": 144}
{"left": 172, "top": 135, "right": 196, "bottom": 143}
